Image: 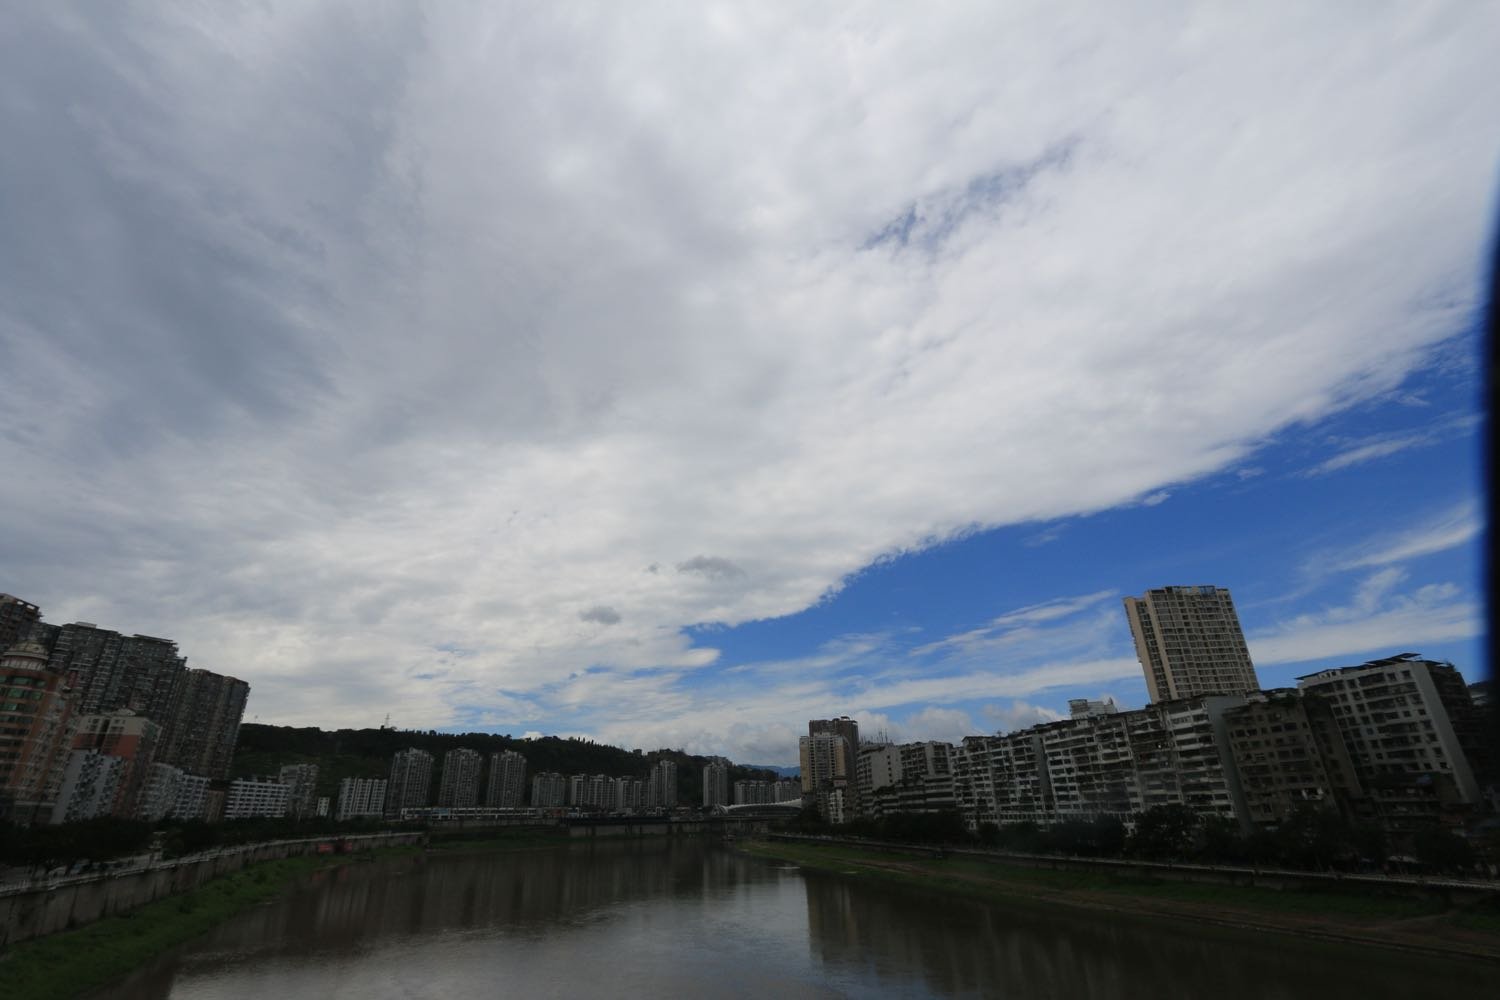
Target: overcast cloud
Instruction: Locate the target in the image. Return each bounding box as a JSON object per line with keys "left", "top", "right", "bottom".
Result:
{"left": 1, "top": 3, "right": 1494, "bottom": 760}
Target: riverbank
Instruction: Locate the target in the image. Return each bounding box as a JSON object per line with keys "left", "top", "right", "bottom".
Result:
{"left": 2, "top": 834, "right": 566, "bottom": 1000}
{"left": 3, "top": 854, "right": 347, "bottom": 1000}
{"left": 743, "top": 839, "right": 1500, "bottom": 963}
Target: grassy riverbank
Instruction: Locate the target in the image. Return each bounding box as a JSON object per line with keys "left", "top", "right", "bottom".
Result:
{"left": 3, "top": 855, "right": 337, "bottom": 1000}
{"left": 744, "top": 840, "right": 1500, "bottom": 961}
{"left": 2, "top": 830, "right": 578, "bottom": 1000}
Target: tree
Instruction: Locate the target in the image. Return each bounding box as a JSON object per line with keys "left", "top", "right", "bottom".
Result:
{"left": 1411, "top": 828, "right": 1474, "bottom": 874}
{"left": 1089, "top": 816, "right": 1127, "bottom": 857}
{"left": 1048, "top": 817, "right": 1125, "bottom": 857}
{"left": 995, "top": 821, "right": 1045, "bottom": 853}
{"left": 1348, "top": 821, "right": 1387, "bottom": 870}
{"left": 1128, "top": 805, "right": 1198, "bottom": 861}
{"left": 1272, "top": 805, "right": 1349, "bottom": 870}
{"left": 1197, "top": 815, "right": 1245, "bottom": 864}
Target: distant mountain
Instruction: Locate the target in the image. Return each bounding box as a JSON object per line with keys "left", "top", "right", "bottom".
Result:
{"left": 235, "top": 724, "right": 723, "bottom": 803}
{"left": 744, "top": 764, "right": 800, "bottom": 778}
{"left": 234, "top": 725, "right": 804, "bottom": 803}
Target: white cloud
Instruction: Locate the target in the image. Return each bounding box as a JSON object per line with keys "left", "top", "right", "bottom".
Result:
{"left": 1326, "top": 499, "right": 1482, "bottom": 571}
{"left": 0, "top": 4, "right": 1494, "bottom": 743}
{"left": 1309, "top": 434, "right": 1431, "bottom": 475}
{"left": 1250, "top": 573, "right": 1480, "bottom": 667}
{"left": 1304, "top": 414, "right": 1480, "bottom": 476}
{"left": 981, "top": 700, "right": 1066, "bottom": 733}
{"left": 900, "top": 707, "right": 979, "bottom": 746}
{"left": 912, "top": 590, "right": 1118, "bottom": 659}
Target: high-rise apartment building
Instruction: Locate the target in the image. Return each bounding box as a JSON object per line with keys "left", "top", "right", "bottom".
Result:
{"left": 614, "top": 776, "right": 643, "bottom": 812}
{"left": 0, "top": 595, "right": 41, "bottom": 649}
{"left": 809, "top": 718, "right": 861, "bottom": 761}
{"left": 856, "top": 743, "right": 901, "bottom": 802}
{"left": 734, "top": 779, "right": 802, "bottom": 805}
{"left": 951, "top": 694, "right": 1250, "bottom": 832}
{"left": 279, "top": 763, "right": 320, "bottom": 819}
{"left": 225, "top": 776, "right": 290, "bottom": 819}
{"left": 0, "top": 639, "right": 78, "bottom": 825}
{"left": 44, "top": 624, "right": 185, "bottom": 723}
{"left": 567, "top": 773, "right": 616, "bottom": 809}
{"left": 50, "top": 750, "right": 126, "bottom": 824}
{"left": 387, "top": 748, "right": 434, "bottom": 816}
{"left": 734, "top": 779, "right": 770, "bottom": 805}
{"left": 857, "top": 741, "right": 956, "bottom": 819}
{"left": 702, "top": 759, "right": 730, "bottom": 808}
{"left": 1222, "top": 689, "right": 1363, "bottom": 827}
{"left": 799, "top": 733, "right": 846, "bottom": 793}
{"left": 336, "top": 777, "right": 387, "bottom": 820}
{"left": 135, "top": 762, "right": 185, "bottom": 822}
{"left": 438, "top": 748, "right": 482, "bottom": 807}
{"left": 586, "top": 773, "right": 612, "bottom": 808}
{"left": 486, "top": 750, "right": 527, "bottom": 808}
{"left": 954, "top": 729, "right": 1048, "bottom": 830}
{"left": 646, "top": 759, "right": 677, "bottom": 809}
{"left": 67, "top": 709, "right": 162, "bottom": 819}
{"left": 801, "top": 720, "right": 863, "bottom": 823}
{"left": 806, "top": 718, "right": 861, "bottom": 816}
{"left": 171, "top": 772, "right": 212, "bottom": 820}
{"left": 531, "top": 771, "right": 566, "bottom": 808}
{"left": 1124, "top": 586, "right": 1260, "bottom": 703}
{"left": 1298, "top": 654, "right": 1486, "bottom": 833}
{"left": 160, "top": 669, "right": 250, "bottom": 779}
{"left": 101, "top": 634, "right": 184, "bottom": 723}
{"left": 45, "top": 622, "right": 122, "bottom": 700}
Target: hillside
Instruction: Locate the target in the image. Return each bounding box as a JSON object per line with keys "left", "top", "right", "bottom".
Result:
{"left": 231, "top": 724, "right": 781, "bottom": 805}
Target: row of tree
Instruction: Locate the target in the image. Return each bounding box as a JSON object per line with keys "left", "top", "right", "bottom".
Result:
{"left": 0, "top": 814, "right": 409, "bottom": 870}
{"left": 794, "top": 804, "right": 1483, "bottom": 876}
{"left": 982, "top": 804, "right": 1480, "bottom": 875}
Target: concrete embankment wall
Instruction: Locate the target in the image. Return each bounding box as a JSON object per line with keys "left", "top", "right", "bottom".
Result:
{"left": 563, "top": 817, "right": 774, "bottom": 838}
{"left": 766, "top": 834, "right": 1500, "bottom": 905}
{"left": 0, "top": 831, "right": 424, "bottom": 948}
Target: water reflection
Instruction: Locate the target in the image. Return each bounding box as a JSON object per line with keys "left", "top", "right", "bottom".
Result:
{"left": 799, "top": 867, "right": 1492, "bottom": 999}
{"left": 217, "top": 838, "right": 729, "bottom": 948}
{"left": 93, "top": 842, "right": 1493, "bottom": 1000}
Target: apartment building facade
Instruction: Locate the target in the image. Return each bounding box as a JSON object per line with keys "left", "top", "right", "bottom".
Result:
{"left": 1124, "top": 586, "right": 1259, "bottom": 702}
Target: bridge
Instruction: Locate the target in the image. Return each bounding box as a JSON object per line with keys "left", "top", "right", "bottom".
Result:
{"left": 711, "top": 803, "right": 804, "bottom": 819}
{"left": 560, "top": 807, "right": 801, "bottom": 838}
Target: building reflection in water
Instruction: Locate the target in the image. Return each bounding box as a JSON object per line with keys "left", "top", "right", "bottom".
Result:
{"left": 99, "top": 843, "right": 1493, "bottom": 1000}
{"left": 105, "top": 840, "right": 743, "bottom": 998}
{"left": 798, "top": 868, "right": 1492, "bottom": 1000}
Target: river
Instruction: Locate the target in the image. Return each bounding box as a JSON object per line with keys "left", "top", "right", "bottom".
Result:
{"left": 92, "top": 840, "right": 1491, "bottom": 998}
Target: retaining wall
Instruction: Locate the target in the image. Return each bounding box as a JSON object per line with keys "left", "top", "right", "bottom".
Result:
{"left": 0, "top": 831, "right": 424, "bottom": 948}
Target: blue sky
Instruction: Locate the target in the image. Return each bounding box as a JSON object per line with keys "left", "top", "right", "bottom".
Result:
{"left": 0, "top": 4, "right": 1494, "bottom": 765}
{"left": 504, "top": 328, "right": 1486, "bottom": 758}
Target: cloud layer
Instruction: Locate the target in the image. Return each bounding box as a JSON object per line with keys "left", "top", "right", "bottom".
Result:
{"left": 1, "top": 4, "right": 1494, "bottom": 757}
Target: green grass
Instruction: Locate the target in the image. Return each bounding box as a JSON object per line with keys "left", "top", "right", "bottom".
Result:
{"left": 745, "top": 841, "right": 1453, "bottom": 924}
{"left": 0, "top": 830, "right": 580, "bottom": 1000}
{"left": 0, "top": 855, "right": 337, "bottom": 1000}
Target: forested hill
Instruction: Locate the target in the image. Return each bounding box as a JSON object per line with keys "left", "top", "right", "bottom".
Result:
{"left": 231, "top": 724, "right": 781, "bottom": 804}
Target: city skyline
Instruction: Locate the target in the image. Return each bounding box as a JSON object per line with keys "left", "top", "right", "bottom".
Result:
{"left": 1, "top": 581, "right": 1483, "bottom": 770}
{"left": 0, "top": 6, "right": 1493, "bottom": 767}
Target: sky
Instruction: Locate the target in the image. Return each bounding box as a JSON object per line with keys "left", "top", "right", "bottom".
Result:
{"left": 0, "top": 3, "right": 1494, "bottom": 766}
